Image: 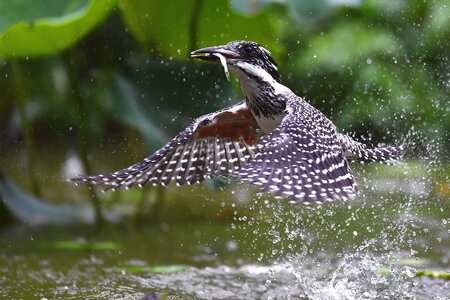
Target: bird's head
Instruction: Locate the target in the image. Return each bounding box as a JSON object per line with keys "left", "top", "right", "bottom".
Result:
{"left": 190, "top": 40, "right": 280, "bottom": 83}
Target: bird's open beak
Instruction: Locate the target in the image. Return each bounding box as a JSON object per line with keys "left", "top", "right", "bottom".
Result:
{"left": 190, "top": 45, "right": 239, "bottom": 61}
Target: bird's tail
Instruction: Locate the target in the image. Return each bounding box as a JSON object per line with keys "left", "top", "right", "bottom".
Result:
{"left": 338, "top": 128, "right": 421, "bottom": 164}
{"left": 351, "top": 144, "right": 404, "bottom": 163}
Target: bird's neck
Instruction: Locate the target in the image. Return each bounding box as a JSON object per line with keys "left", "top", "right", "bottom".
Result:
{"left": 231, "top": 62, "right": 290, "bottom": 120}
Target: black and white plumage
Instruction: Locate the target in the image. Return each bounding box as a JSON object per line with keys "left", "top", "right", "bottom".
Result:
{"left": 233, "top": 97, "right": 358, "bottom": 203}
{"left": 72, "top": 101, "right": 258, "bottom": 189}
{"left": 337, "top": 133, "right": 404, "bottom": 163}
{"left": 71, "top": 40, "right": 405, "bottom": 203}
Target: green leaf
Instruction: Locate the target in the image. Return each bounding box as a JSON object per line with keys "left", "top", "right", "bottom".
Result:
{"left": 296, "top": 22, "right": 399, "bottom": 70}
{"left": 103, "top": 74, "right": 168, "bottom": 148}
{"left": 0, "top": 0, "right": 88, "bottom": 32}
{"left": 118, "top": 0, "right": 282, "bottom": 58}
{"left": 113, "top": 264, "right": 187, "bottom": 274}
{"left": 0, "top": 0, "right": 116, "bottom": 58}
{"left": 51, "top": 240, "right": 121, "bottom": 251}
{"left": 416, "top": 270, "right": 450, "bottom": 280}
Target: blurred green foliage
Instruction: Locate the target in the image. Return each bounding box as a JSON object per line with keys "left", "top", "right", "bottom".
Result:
{"left": 119, "top": 0, "right": 283, "bottom": 57}
{"left": 0, "top": 0, "right": 448, "bottom": 198}
{"left": 0, "top": 0, "right": 115, "bottom": 56}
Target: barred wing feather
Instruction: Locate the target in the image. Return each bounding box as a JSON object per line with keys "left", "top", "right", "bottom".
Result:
{"left": 71, "top": 101, "right": 257, "bottom": 190}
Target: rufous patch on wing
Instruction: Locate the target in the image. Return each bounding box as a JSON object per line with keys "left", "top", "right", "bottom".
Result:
{"left": 193, "top": 107, "right": 258, "bottom": 145}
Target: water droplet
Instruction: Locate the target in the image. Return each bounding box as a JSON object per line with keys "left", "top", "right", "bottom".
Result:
{"left": 226, "top": 240, "right": 238, "bottom": 252}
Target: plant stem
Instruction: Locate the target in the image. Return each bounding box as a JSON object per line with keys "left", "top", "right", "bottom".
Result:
{"left": 188, "top": 0, "right": 204, "bottom": 53}
{"left": 77, "top": 136, "right": 104, "bottom": 227}
{"left": 10, "top": 60, "right": 41, "bottom": 197}
{"left": 66, "top": 50, "right": 104, "bottom": 227}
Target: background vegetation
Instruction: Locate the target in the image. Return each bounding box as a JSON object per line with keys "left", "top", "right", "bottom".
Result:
{"left": 0, "top": 0, "right": 448, "bottom": 224}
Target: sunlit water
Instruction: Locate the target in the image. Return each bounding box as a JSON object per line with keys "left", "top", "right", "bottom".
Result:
{"left": 1, "top": 159, "right": 449, "bottom": 299}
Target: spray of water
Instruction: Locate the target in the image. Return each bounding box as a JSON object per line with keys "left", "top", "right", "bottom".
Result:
{"left": 122, "top": 132, "right": 449, "bottom": 299}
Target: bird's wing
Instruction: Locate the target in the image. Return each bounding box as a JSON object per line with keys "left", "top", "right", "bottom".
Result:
{"left": 232, "top": 98, "right": 357, "bottom": 204}
{"left": 71, "top": 101, "right": 258, "bottom": 189}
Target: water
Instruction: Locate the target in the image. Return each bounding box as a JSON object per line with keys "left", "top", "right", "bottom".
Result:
{"left": 1, "top": 182, "right": 449, "bottom": 299}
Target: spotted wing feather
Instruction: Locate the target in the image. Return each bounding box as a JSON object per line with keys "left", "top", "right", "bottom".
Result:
{"left": 233, "top": 98, "right": 357, "bottom": 203}
{"left": 71, "top": 102, "right": 257, "bottom": 190}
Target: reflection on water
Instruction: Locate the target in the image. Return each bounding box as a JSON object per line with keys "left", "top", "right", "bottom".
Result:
{"left": 0, "top": 184, "right": 448, "bottom": 299}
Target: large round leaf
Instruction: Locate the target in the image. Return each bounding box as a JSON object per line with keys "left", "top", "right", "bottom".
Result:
{"left": 0, "top": 0, "right": 116, "bottom": 57}
{"left": 119, "top": 0, "right": 282, "bottom": 58}
{"left": 295, "top": 22, "right": 399, "bottom": 70}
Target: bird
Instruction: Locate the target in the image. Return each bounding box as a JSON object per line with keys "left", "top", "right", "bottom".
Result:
{"left": 71, "top": 40, "right": 405, "bottom": 204}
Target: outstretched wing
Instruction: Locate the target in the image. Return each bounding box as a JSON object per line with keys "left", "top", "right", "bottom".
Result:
{"left": 71, "top": 101, "right": 258, "bottom": 189}
{"left": 232, "top": 98, "right": 357, "bottom": 203}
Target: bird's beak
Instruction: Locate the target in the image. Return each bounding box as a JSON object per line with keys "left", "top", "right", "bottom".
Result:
{"left": 190, "top": 45, "right": 239, "bottom": 61}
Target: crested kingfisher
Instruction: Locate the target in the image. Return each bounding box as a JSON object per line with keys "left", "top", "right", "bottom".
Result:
{"left": 72, "top": 41, "right": 404, "bottom": 203}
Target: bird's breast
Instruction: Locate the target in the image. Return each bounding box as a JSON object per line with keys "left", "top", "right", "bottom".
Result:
{"left": 254, "top": 114, "right": 285, "bottom": 134}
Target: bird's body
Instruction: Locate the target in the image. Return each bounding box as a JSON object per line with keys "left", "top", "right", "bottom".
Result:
{"left": 72, "top": 41, "right": 404, "bottom": 203}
